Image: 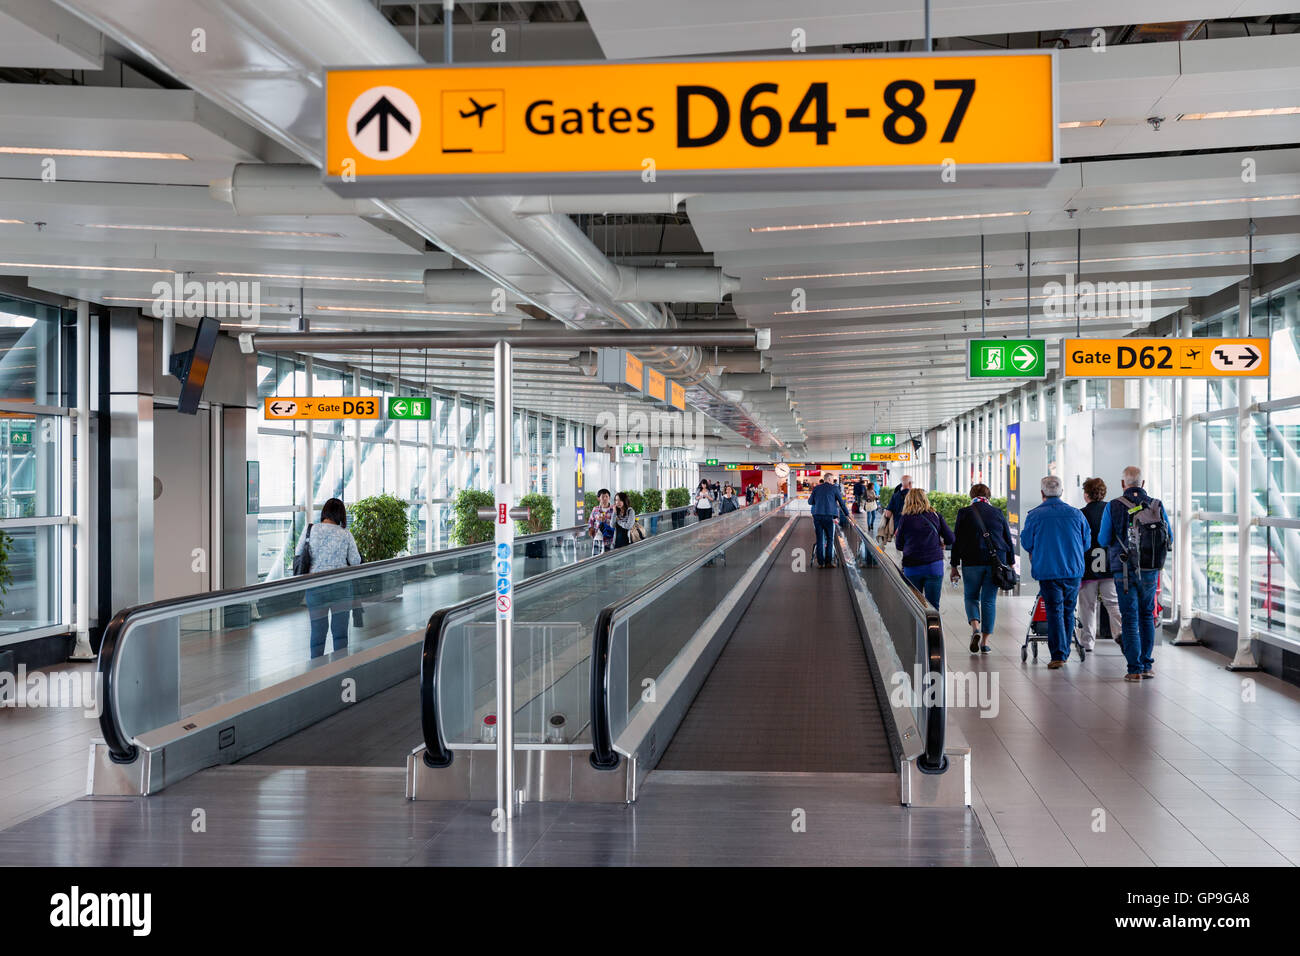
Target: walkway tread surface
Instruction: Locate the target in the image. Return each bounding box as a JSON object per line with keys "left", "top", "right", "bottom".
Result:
{"left": 657, "top": 518, "right": 894, "bottom": 773}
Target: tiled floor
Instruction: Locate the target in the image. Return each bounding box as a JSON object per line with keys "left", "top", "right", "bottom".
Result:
{"left": 0, "top": 765, "right": 992, "bottom": 866}
{"left": 938, "top": 588, "right": 1300, "bottom": 866}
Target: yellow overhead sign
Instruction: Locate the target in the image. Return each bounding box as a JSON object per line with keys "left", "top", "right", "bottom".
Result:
{"left": 623, "top": 352, "right": 644, "bottom": 391}
{"left": 324, "top": 52, "right": 1057, "bottom": 194}
{"left": 1063, "top": 338, "right": 1270, "bottom": 378}
{"left": 669, "top": 381, "right": 686, "bottom": 411}
{"left": 645, "top": 366, "right": 666, "bottom": 402}
{"left": 870, "top": 452, "right": 912, "bottom": 462}
{"left": 264, "top": 397, "right": 381, "bottom": 420}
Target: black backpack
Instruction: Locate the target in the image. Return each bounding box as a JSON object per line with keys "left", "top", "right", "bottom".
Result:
{"left": 1122, "top": 497, "right": 1170, "bottom": 571}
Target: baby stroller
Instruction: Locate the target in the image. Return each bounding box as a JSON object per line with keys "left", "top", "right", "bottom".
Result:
{"left": 1021, "top": 591, "right": 1087, "bottom": 662}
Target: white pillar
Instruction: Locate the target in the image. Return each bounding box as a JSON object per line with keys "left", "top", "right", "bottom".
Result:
{"left": 1230, "top": 284, "right": 1260, "bottom": 668}
{"left": 70, "top": 300, "right": 93, "bottom": 659}
{"left": 352, "top": 370, "right": 362, "bottom": 502}
{"left": 1174, "top": 312, "right": 1196, "bottom": 645}
{"left": 303, "top": 357, "right": 314, "bottom": 522}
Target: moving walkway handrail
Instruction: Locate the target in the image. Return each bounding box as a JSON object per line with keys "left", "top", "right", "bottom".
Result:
{"left": 96, "top": 512, "right": 667, "bottom": 764}
{"left": 840, "top": 509, "right": 947, "bottom": 772}
{"left": 589, "top": 499, "right": 785, "bottom": 770}
{"left": 420, "top": 500, "right": 778, "bottom": 767}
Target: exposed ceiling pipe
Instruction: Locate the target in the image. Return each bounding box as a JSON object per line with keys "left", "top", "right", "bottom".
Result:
{"left": 210, "top": 163, "right": 385, "bottom": 217}
{"left": 423, "top": 265, "right": 738, "bottom": 304}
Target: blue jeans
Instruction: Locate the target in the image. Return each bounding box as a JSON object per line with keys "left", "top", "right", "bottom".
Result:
{"left": 903, "top": 563, "right": 944, "bottom": 610}
{"left": 1039, "top": 578, "right": 1080, "bottom": 662}
{"left": 812, "top": 515, "right": 836, "bottom": 565}
{"left": 866, "top": 507, "right": 877, "bottom": 530}
{"left": 305, "top": 580, "right": 352, "bottom": 658}
{"left": 1114, "top": 569, "right": 1160, "bottom": 674}
{"left": 962, "top": 565, "right": 999, "bottom": 634}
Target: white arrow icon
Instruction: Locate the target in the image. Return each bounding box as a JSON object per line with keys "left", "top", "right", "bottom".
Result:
{"left": 392, "top": 400, "right": 408, "bottom": 416}
{"left": 1011, "top": 345, "right": 1037, "bottom": 371}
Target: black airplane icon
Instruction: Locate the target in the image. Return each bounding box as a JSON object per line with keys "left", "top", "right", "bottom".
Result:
{"left": 1185, "top": 348, "right": 1201, "bottom": 360}
{"left": 459, "top": 97, "right": 498, "bottom": 127}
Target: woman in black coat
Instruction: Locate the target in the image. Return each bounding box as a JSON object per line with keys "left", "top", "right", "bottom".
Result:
{"left": 949, "top": 483, "right": 1015, "bottom": 654}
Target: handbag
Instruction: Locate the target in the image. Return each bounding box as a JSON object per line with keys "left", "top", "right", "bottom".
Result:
{"left": 629, "top": 521, "right": 646, "bottom": 543}
{"left": 969, "top": 504, "right": 1019, "bottom": 591}
{"left": 292, "top": 523, "right": 314, "bottom": 575}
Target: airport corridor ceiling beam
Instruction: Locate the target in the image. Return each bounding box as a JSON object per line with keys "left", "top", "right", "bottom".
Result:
{"left": 244, "top": 328, "right": 769, "bottom": 353}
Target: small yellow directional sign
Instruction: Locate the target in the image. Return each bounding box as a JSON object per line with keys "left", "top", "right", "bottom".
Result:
{"left": 870, "top": 452, "right": 912, "bottom": 462}
{"left": 1063, "top": 338, "right": 1270, "bottom": 378}
{"left": 263, "top": 397, "right": 381, "bottom": 420}
{"left": 324, "top": 52, "right": 1057, "bottom": 195}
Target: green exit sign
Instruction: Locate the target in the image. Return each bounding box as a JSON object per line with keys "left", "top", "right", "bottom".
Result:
{"left": 849, "top": 451, "right": 868, "bottom": 461}
{"left": 705, "top": 458, "right": 719, "bottom": 466}
{"left": 968, "top": 339, "right": 1047, "bottom": 379}
{"left": 10, "top": 429, "right": 31, "bottom": 445}
{"left": 387, "top": 397, "right": 431, "bottom": 420}
{"left": 622, "top": 443, "right": 644, "bottom": 455}
{"left": 869, "top": 434, "right": 895, "bottom": 448}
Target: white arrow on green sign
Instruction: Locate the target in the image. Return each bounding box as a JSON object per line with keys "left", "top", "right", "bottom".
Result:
{"left": 388, "top": 397, "right": 431, "bottom": 420}
{"left": 968, "top": 339, "right": 1047, "bottom": 379}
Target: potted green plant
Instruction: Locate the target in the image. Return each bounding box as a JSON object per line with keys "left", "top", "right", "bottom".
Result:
{"left": 641, "top": 488, "right": 663, "bottom": 535}
{"left": 625, "top": 489, "right": 645, "bottom": 515}
{"left": 350, "top": 494, "right": 411, "bottom": 598}
{"left": 0, "top": 529, "right": 13, "bottom": 613}
{"left": 451, "top": 489, "right": 495, "bottom": 572}
{"left": 517, "top": 493, "right": 554, "bottom": 558}
{"left": 666, "top": 486, "right": 690, "bottom": 528}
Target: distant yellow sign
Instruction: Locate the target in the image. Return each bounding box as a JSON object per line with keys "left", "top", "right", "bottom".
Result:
{"left": 623, "top": 352, "right": 644, "bottom": 391}
{"left": 263, "top": 397, "right": 380, "bottom": 420}
{"left": 1063, "top": 338, "right": 1270, "bottom": 378}
{"left": 870, "top": 452, "right": 912, "bottom": 462}
{"left": 669, "top": 381, "right": 686, "bottom": 411}
{"left": 324, "top": 52, "right": 1056, "bottom": 194}
{"left": 645, "top": 367, "right": 666, "bottom": 402}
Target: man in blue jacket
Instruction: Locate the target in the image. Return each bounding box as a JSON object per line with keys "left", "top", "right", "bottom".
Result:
{"left": 809, "top": 474, "right": 847, "bottom": 569}
{"left": 1020, "top": 475, "right": 1091, "bottom": 668}
{"left": 1099, "top": 465, "right": 1173, "bottom": 681}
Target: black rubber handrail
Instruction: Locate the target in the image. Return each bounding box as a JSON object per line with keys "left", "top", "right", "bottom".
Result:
{"left": 94, "top": 518, "right": 611, "bottom": 764}
{"left": 841, "top": 511, "right": 947, "bottom": 772}
{"left": 589, "top": 501, "right": 786, "bottom": 770}
{"left": 422, "top": 503, "right": 774, "bottom": 766}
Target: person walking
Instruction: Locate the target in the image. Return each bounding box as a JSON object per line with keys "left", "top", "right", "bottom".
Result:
{"left": 719, "top": 483, "right": 740, "bottom": 514}
{"left": 1020, "top": 476, "right": 1090, "bottom": 669}
{"left": 862, "top": 479, "right": 880, "bottom": 531}
{"left": 852, "top": 476, "right": 866, "bottom": 515}
{"left": 950, "top": 483, "right": 1015, "bottom": 654}
{"left": 612, "top": 491, "right": 637, "bottom": 549}
{"left": 1078, "top": 477, "right": 1124, "bottom": 653}
{"left": 895, "top": 487, "right": 955, "bottom": 610}
{"left": 1099, "top": 466, "right": 1172, "bottom": 681}
{"left": 885, "top": 474, "right": 912, "bottom": 529}
{"left": 587, "top": 488, "right": 616, "bottom": 554}
{"left": 694, "top": 479, "right": 715, "bottom": 521}
{"left": 808, "top": 473, "right": 847, "bottom": 569}
{"left": 294, "top": 497, "right": 362, "bottom": 659}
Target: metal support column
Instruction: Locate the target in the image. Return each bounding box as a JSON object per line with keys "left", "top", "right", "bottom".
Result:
{"left": 303, "top": 357, "right": 314, "bottom": 525}
{"left": 1230, "top": 282, "right": 1260, "bottom": 668}
{"left": 493, "top": 341, "right": 517, "bottom": 818}
{"left": 71, "top": 299, "right": 92, "bottom": 659}
{"left": 210, "top": 402, "right": 223, "bottom": 592}
{"left": 1174, "top": 313, "right": 1196, "bottom": 644}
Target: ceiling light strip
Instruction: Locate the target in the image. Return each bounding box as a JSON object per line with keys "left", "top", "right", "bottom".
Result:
{"left": 0, "top": 146, "right": 190, "bottom": 160}
{"left": 751, "top": 211, "right": 1029, "bottom": 234}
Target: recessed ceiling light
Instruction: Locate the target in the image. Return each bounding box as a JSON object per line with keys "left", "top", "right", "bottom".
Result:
{"left": 217, "top": 271, "right": 421, "bottom": 285}
{"left": 316, "top": 305, "right": 500, "bottom": 317}
{"left": 1179, "top": 107, "right": 1300, "bottom": 121}
{"left": 1093, "top": 194, "right": 1300, "bottom": 212}
{"left": 1033, "top": 249, "right": 1264, "bottom": 266}
{"left": 83, "top": 224, "right": 342, "bottom": 239}
{"left": 774, "top": 299, "right": 960, "bottom": 316}
{"left": 0, "top": 146, "right": 190, "bottom": 160}
{"left": 764, "top": 264, "right": 989, "bottom": 281}
{"left": 0, "top": 219, "right": 23, "bottom": 225}
{"left": 0, "top": 261, "right": 173, "bottom": 274}
{"left": 1059, "top": 120, "right": 1106, "bottom": 128}
{"left": 751, "top": 211, "right": 1029, "bottom": 233}
{"left": 999, "top": 286, "right": 1191, "bottom": 302}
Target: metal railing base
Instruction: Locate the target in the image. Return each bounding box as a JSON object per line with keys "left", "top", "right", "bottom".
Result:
{"left": 901, "top": 747, "right": 971, "bottom": 808}
{"left": 406, "top": 744, "right": 635, "bottom": 803}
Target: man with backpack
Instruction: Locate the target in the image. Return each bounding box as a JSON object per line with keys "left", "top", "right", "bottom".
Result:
{"left": 1099, "top": 466, "right": 1173, "bottom": 682}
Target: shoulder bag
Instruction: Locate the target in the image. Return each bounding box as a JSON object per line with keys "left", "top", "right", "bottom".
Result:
{"left": 969, "top": 505, "right": 1019, "bottom": 590}
{"left": 292, "top": 523, "right": 314, "bottom": 575}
